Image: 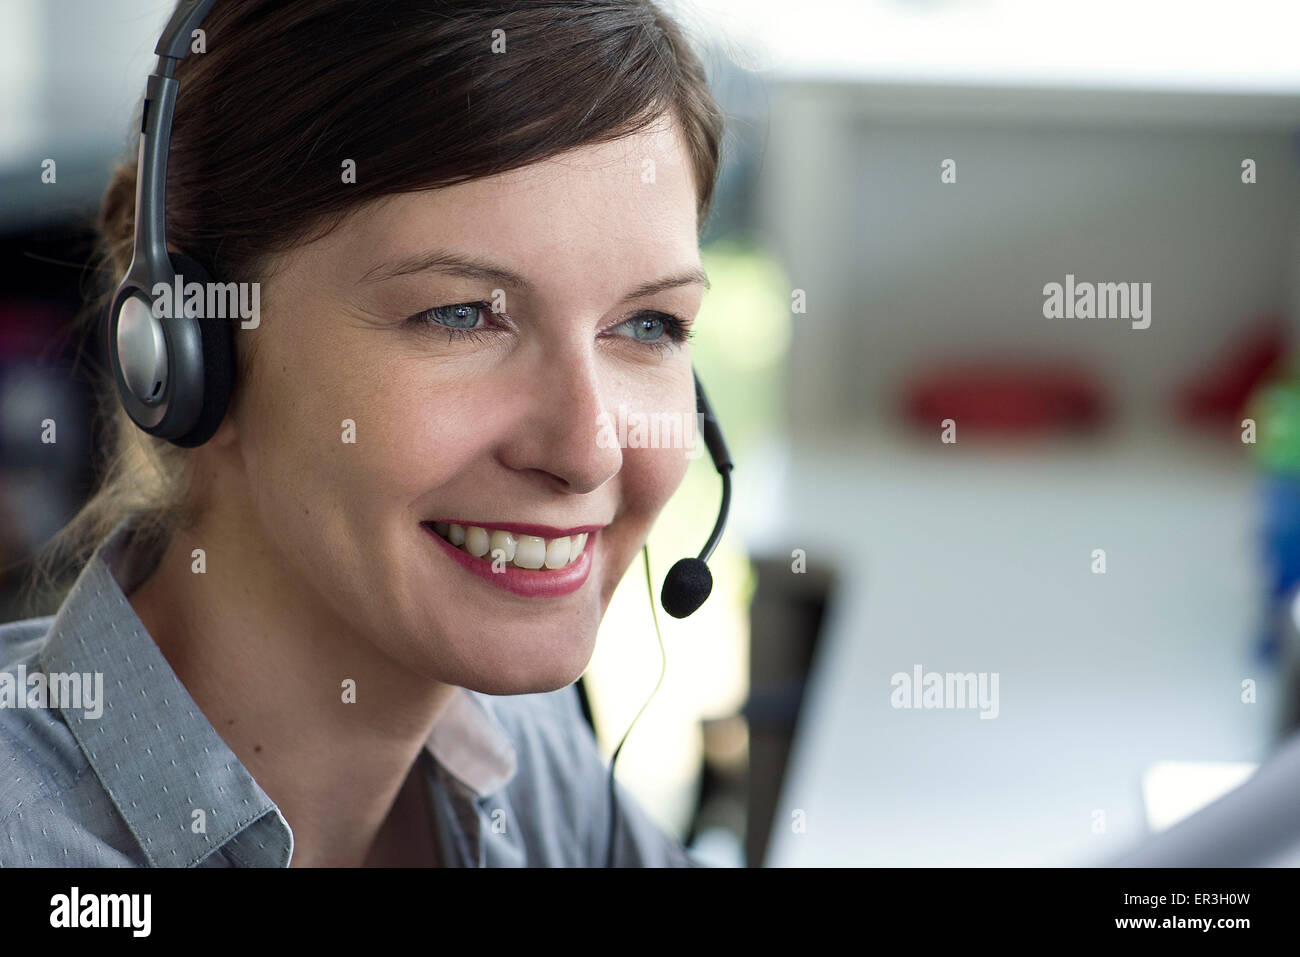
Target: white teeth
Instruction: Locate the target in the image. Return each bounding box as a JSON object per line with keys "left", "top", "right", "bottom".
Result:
{"left": 433, "top": 523, "right": 590, "bottom": 570}
{"left": 513, "top": 535, "right": 546, "bottom": 569}
{"left": 544, "top": 536, "right": 571, "bottom": 569}
{"left": 569, "top": 532, "right": 587, "bottom": 562}
{"left": 465, "top": 525, "right": 490, "bottom": 557}
{"left": 489, "top": 529, "right": 517, "bottom": 562}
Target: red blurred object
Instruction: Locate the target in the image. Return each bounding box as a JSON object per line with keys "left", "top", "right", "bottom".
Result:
{"left": 901, "top": 361, "right": 1108, "bottom": 433}
{"left": 1175, "top": 316, "right": 1289, "bottom": 426}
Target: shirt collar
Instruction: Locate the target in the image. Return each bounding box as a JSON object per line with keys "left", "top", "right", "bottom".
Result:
{"left": 41, "top": 516, "right": 516, "bottom": 866}
{"left": 426, "top": 684, "right": 517, "bottom": 798}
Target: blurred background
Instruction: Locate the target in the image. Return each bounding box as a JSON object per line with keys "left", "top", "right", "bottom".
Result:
{"left": 3, "top": 0, "right": 1300, "bottom": 867}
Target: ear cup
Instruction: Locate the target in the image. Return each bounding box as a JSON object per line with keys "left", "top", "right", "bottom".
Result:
{"left": 167, "top": 251, "right": 236, "bottom": 448}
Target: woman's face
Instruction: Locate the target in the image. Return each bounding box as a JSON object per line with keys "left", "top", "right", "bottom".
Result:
{"left": 220, "top": 118, "right": 706, "bottom": 694}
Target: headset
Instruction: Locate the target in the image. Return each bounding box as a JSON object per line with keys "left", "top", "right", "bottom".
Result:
{"left": 109, "top": 0, "right": 735, "bottom": 867}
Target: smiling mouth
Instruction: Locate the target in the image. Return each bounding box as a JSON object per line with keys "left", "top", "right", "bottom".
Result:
{"left": 422, "top": 521, "right": 590, "bottom": 571}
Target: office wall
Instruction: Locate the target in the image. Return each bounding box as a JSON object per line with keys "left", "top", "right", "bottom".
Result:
{"left": 760, "top": 82, "right": 1300, "bottom": 436}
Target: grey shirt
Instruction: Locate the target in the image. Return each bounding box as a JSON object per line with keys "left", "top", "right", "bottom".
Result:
{"left": 0, "top": 518, "right": 700, "bottom": 867}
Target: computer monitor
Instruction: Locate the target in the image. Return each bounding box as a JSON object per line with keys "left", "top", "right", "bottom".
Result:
{"left": 1107, "top": 726, "right": 1300, "bottom": 866}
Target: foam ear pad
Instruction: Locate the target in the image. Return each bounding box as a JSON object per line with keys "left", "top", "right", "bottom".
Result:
{"left": 167, "top": 251, "right": 236, "bottom": 448}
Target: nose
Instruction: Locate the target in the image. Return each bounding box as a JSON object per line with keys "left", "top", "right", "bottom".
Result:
{"left": 496, "top": 353, "right": 623, "bottom": 496}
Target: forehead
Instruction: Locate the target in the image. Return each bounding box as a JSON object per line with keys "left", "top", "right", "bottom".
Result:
{"left": 320, "top": 118, "right": 700, "bottom": 291}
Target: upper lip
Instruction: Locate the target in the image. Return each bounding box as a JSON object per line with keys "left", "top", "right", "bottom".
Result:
{"left": 424, "top": 519, "right": 606, "bottom": 538}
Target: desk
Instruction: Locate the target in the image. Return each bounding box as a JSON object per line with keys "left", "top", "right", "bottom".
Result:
{"left": 753, "top": 426, "right": 1280, "bottom": 866}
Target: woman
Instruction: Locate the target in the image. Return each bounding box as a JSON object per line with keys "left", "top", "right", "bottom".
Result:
{"left": 1, "top": 0, "right": 724, "bottom": 867}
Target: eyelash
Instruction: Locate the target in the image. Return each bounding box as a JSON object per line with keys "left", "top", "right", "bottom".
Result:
{"left": 405, "top": 301, "right": 694, "bottom": 354}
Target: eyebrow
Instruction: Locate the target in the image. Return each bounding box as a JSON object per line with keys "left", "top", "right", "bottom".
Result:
{"left": 359, "top": 248, "right": 710, "bottom": 300}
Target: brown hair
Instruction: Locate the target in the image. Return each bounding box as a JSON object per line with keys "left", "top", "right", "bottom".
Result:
{"left": 20, "top": 0, "right": 725, "bottom": 617}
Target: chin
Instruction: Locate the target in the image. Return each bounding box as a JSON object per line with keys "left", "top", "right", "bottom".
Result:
{"left": 445, "top": 626, "right": 597, "bottom": 696}
{"left": 459, "top": 662, "right": 591, "bottom": 697}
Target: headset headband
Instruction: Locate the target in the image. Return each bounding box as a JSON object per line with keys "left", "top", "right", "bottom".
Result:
{"left": 132, "top": 0, "right": 218, "bottom": 284}
{"left": 107, "top": 0, "right": 232, "bottom": 446}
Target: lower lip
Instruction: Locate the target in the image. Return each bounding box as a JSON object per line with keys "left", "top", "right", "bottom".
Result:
{"left": 420, "top": 524, "right": 595, "bottom": 598}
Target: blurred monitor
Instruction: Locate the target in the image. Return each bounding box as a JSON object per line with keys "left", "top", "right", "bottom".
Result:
{"left": 1109, "top": 730, "right": 1300, "bottom": 866}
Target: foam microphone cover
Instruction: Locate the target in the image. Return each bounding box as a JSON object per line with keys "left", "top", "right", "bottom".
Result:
{"left": 660, "top": 557, "right": 713, "bottom": 619}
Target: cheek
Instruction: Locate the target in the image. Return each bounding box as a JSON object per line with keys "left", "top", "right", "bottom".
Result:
{"left": 613, "top": 364, "right": 697, "bottom": 511}
{"left": 235, "top": 326, "right": 410, "bottom": 526}
{"left": 620, "top": 443, "right": 691, "bottom": 522}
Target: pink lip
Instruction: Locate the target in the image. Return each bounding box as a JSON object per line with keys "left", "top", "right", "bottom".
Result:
{"left": 426, "top": 519, "right": 605, "bottom": 539}
{"left": 420, "top": 523, "right": 595, "bottom": 598}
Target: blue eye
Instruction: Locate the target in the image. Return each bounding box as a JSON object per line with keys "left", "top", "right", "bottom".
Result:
{"left": 406, "top": 301, "right": 500, "bottom": 343}
{"left": 608, "top": 312, "right": 694, "bottom": 352}
{"left": 626, "top": 316, "right": 667, "bottom": 341}
{"left": 405, "top": 302, "right": 693, "bottom": 353}
{"left": 426, "top": 303, "right": 486, "bottom": 329}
